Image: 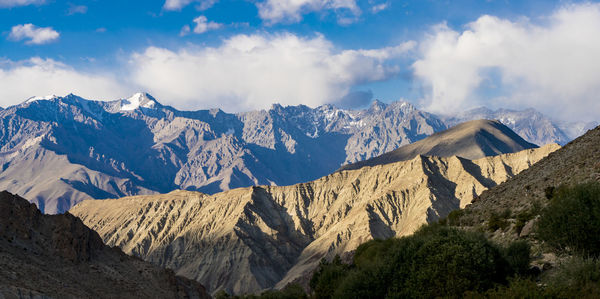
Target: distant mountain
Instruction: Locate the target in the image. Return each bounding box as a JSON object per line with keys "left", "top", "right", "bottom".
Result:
{"left": 340, "top": 119, "right": 537, "bottom": 171}
{"left": 0, "top": 93, "right": 445, "bottom": 213}
{"left": 0, "top": 191, "right": 210, "bottom": 298}
{"left": 442, "top": 107, "right": 596, "bottom": 146}
{"left": 71, "top": 143, "right": 559, "bottom": 295}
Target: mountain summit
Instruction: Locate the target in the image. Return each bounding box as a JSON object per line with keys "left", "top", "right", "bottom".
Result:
{"left": 340, "top": 119, "right": 537, "bottom": 171}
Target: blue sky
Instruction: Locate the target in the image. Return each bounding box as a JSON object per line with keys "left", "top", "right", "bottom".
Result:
{"left": 1, "top": 0, "right": 599, "bottom": 121}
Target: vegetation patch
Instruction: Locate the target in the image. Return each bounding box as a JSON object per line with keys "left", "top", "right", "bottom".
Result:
{"left": 536, "top": 182, "right": 600, "bottom": 257}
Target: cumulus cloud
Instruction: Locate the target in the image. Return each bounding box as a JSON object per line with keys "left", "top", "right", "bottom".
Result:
{"left": 413, "top": 3, "right": 600, "bottom": 121}
{"left": 0, "top": 58, "right": 129, "bottom": 106}
{"left": 8, "top": 24, "right": 59, "bottom": 45}
{"left": 0, "top": 0, "right": 44, "bottom": 8}
{"left": 130, "top": 33, "right": 414, "bottom": 111}
{"left": 257, "top": 0, "right": 361, "bottom": 25}
{"left": 191, "top": 15, "right": 222, "bottom": 33}
{"left": 163, "top": 0, "right": 217, "bottom": 11}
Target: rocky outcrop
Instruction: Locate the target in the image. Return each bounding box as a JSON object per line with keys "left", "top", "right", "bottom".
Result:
{"left": 0, "top": 191, "right": 210, "bottom": 299}
{"left": 71, "top": 143, "right": 559, "bottom": 295}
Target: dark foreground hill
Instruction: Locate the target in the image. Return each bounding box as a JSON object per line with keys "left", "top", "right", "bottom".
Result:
{"left": 0, "top": 191, "right": 210, "bottom": 299}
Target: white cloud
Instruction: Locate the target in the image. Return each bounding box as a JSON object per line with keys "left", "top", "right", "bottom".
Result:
{"left": 67, "top": 4, "right": 87, "bottom": 15}
{"left": 192, "top": 15, "right": 222, "bottom": 34}
{"left": 9, "top": 24, "right": 59, "bottom": 45}
{"left": 0, "top": 0, "right": 44, "bottom": 8}
{"left": 163, "top": 0, "right": 217, "bottom": 11}
{"left": 0, "top": 58, "right": 129, "bottom": 106}
{"left": 130, "top": 33, "right": 414, "bottom": 111}
{"left": 369, "top": 1, "right": 389, "bottom": 14}
{"left": 257, "top": 0, "right": 361, "bottom": 25}
{"left": 179, "top": 25, "right": 191, "bottom": 36}
{"left": 413, "top": 3, "right": 600, "bottom": 122}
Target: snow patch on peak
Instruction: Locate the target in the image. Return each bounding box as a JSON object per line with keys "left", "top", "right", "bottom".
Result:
{"left": 121, "top": 93, "right": 156, "bottom": 111}
{"left": 26, "top": 95, "right": 58, "bottom": 103}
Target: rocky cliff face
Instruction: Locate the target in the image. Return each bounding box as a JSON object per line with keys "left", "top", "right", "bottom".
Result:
{"left": 71, "top": 143, "right": 559, "bottom": 295}
{"left": 0, "top": 191, "right": 210, "bottom": 299}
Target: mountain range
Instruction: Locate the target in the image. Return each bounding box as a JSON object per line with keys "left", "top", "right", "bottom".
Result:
{"left": 70, "top": 121, "right": 560, "bottom": 295}
{"left": 0, "top": 93, "right": 586, "bottom": 213}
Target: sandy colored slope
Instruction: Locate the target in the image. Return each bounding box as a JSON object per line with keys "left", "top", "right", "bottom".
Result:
{"left": 340, "top": 119, "right": 537, "bottom": 171}
{"left": 71, "top": 143, "right": 558, "bottom": 295}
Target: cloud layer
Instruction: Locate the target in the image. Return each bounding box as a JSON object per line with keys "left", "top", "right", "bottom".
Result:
{"left": 9, "top": 24, "right": 59, "bottom": 45}
{"left": 163, "top": 0, "right": 217, "bottom": 11}
{"left": 0, "top": 58, "right": 129, "bottom": 105}
{"left": 130, "top": 33, "right": 413, "bottom": 111}
{"left": 413, "top": 3, "right": 600, "bottom": 121}
{"left": 0, "top": 0, "right": 44, "bottom": 8}
{"left": 163, "top": 0, "right": 361, "bottom": 24}
{"left": 257, "top": 0, "right": 361, "bottom": 25}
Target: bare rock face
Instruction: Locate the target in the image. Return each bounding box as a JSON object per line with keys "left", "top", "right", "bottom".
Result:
{"left": 71, "top": 144, "right": 559, "bottom": 295}
{"left": 0, "top": 191, "right": 210, "bottom": 299}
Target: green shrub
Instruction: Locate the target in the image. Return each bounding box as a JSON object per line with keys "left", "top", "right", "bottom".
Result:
{"left": 309, "top": 255, "right": 350, "bottom": 299}
{"left": 536, "top": 182, "right": 600, "bottom": 257}
{"left": 544, "top": 186, "right": 555, "bottom": 200}
{"left": 502, "top": 241, "right": 531, "bottom": 276}
{"left": 468, "top": 278, "right": 546, "bottom": 298}
{"left": 488, "top": 209, "right": 511, "bottom": 232}
{"left": 544, "top": 257, "right": 600, "bottom": 298}
{"left": 446, "top": 209, "right": 465, "bottom": 226}
{"left": 313, "top": 224, "right": 511, "bottom": 298}
{"left": 257, "top": 284, "right": 307, "bottom": 299}
{"left": 514, "top": 210, "right": 535, "bottom": 234}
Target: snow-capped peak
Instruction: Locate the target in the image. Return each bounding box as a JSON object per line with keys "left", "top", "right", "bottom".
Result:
{"left": 121, "top": 92, "right": 156, "bottom": 111}
{"left": 26, "top": 95, "right": 58, "bottom": 103}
